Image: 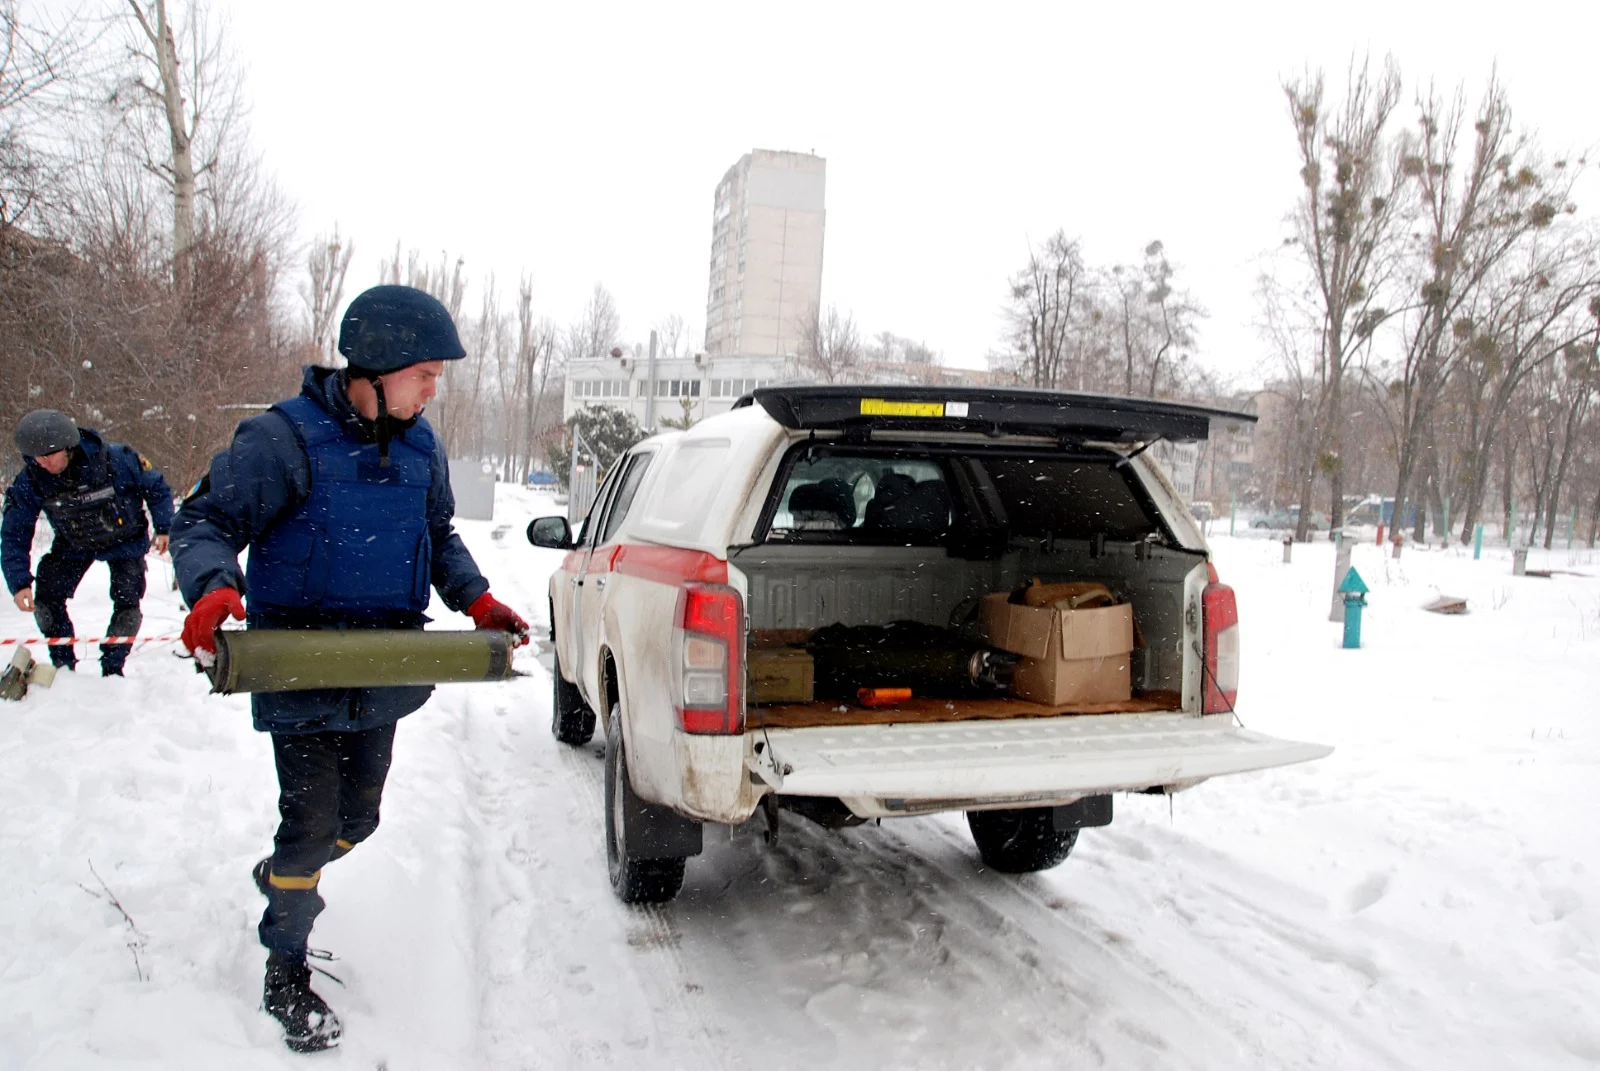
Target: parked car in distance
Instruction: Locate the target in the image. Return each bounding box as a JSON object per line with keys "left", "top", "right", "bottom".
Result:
{"left": 1189, "top": 500, "right": 1215, "bottom": 523}
{"left": 526, "top": 470, "right": 559, "bottom": 487}
{"left": 1252, "top": 505, "right": 1328, "bottom": 530}
{"left": 1345, "top": 499, "right": 1382, "bottom": 526}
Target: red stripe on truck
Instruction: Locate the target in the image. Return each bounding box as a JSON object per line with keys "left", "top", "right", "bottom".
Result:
{"left": 608, "top": 544, "right": 728, "bottom": 585}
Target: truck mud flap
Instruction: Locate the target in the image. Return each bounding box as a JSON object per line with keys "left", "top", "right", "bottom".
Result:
{"left": 746, "top": 713, "right": 1331, "bottom": 804}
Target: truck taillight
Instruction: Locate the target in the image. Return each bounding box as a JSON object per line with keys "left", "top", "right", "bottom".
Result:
{"left": 673, "top": 583, "right": 744, "bottom": 734}
{"left": 1202, "top": 563, "right": 1239, "bottom": 714}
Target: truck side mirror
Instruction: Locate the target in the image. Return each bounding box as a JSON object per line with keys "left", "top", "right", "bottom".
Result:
{"left": 527, "top": 515, "right": 573, "bottom": 549}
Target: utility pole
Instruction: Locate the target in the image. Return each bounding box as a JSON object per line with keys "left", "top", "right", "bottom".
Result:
{"left": 645, "top": 330, "right": 659, "bottom": 429}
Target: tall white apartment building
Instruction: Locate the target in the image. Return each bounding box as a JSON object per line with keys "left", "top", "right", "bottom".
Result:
{"left": 704, "top": 149, "right": 826, "bottom": 358}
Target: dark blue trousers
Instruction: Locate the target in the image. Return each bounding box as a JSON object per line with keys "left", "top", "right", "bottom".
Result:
{"left": 32, "top": 552, "right": 145, "bottom": 672}
{"left": 258, "top": 722, "right": 396, "bottom": 957}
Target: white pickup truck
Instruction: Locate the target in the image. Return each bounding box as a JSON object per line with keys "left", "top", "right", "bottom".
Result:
{"left": 528, "top": 386, "right": 1330, "bottom": 903}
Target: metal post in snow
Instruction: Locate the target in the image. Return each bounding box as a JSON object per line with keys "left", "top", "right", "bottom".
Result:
{"left": 1442, "top": 494, "right": 1451, "bottom": 548}
{"left": 567, "top": 424, "right": 581, "bottom": 511}
{"left": 1329, "top": 529, "right": 1353, "bottom": 623}
{"left": 567, "top": 425, "right": 597, "bottom": 523}
{"left": 1229, "top": 494, "right": 1236, "bottom": 537}
{"left": 1473, "top": 523, "right": 1484, "bottom": 560}
{"left": 644, "top": 330, "right": 659, "bottom": 429}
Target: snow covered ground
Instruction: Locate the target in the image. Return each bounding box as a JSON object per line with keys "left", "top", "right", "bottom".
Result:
{"left": 1, "top": 483, "right": 1597, "bottom": 1069}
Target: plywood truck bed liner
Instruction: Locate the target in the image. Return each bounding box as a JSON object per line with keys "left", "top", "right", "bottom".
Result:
{"left": 748, "top": 690, "right": 1182, "bottom": 729}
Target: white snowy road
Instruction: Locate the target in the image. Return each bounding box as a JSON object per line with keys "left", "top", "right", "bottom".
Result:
{"left": 2, "top": 485, "right": 1597, "bottom": 1069}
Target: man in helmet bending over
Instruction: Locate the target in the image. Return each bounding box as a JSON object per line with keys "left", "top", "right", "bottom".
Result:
{"left": 1, "top": 409, "right": 174, "bottom": 676}
{"left": 170, "top": 285, "right": 530, "bottom": 1054}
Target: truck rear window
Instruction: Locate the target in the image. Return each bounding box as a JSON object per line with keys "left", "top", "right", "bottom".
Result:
{"left": 982, "top": 457, "right": 1157, "bottom": 541}
{"left": 762, "top": 448, "right": 1162, "bottom": 549}
{"left": 771, "top": 456, "right": 950, "bottom": 540}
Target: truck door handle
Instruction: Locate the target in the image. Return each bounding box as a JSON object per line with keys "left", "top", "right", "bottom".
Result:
{"left": 571, "top": 576, "right": 582, "bottom": 587}
{"left": 593, "top": 576, "right": 607, "bottom": 590}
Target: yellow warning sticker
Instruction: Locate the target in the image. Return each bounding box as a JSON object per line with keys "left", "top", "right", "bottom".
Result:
{"left": 859, "top": 399, "right": 944, "bottom": 417}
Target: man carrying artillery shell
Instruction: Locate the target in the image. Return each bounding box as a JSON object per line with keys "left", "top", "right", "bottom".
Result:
{"left": 170, "top": 285, "right": 530, "bottom": 1054}
{"left": 1, "top": 409, "right": 175, "bottom": 677}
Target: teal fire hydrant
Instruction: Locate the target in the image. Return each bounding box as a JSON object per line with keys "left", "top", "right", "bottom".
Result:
{"left": 1339, "top": 567, "right": 1369, "bottom": 649}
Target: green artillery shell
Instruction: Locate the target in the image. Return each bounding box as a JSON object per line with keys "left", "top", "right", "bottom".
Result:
{"left": 209, "top": 629, "right": 517, "bottom": 694}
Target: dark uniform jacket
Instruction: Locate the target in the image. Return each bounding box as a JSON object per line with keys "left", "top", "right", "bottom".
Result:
{"left": 171, "top": 366, "right": 490, "bottom": 735}
{"left": 1, "top": 429, "right": 175, "bottom": 594}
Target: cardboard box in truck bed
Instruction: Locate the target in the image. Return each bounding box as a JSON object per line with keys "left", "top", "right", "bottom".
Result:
{"left": 978, "top": 592, "right": 1135, "bottom": 705}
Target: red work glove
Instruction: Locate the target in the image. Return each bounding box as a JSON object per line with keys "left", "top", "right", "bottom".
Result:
{"left": 467, "top": 592, "right": 530, "bottom": 646}
{"left": 182, "top": 587, "right": 245, "bottom": 665}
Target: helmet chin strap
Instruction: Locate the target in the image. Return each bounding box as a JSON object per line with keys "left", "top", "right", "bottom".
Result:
{"left": 371, "top": 376, "right": 393, "bottom": 468}
{"left": 345, "top": 369, "right": 399, "bottom": 467}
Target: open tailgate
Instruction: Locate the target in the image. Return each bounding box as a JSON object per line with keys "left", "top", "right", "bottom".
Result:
{"left": 748, "top": 713, "right": 1331, "bottom": 809}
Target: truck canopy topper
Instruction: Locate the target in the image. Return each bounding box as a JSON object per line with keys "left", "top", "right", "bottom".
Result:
{"left": 735, "top": 385, "right": 1257, "bottom": 444}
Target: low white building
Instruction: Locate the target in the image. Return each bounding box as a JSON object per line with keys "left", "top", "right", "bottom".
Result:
{"left": 562, "top": 353, "right": 999, "bottom": 430}
{"left": 561, "top": 351, "right": 796, "bottom": 429}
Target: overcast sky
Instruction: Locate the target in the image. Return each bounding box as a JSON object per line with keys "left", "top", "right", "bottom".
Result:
{"left": 207, "top": 0, "right": 1599, "bottom": 383}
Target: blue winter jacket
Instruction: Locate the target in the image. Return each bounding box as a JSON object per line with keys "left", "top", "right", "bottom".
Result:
{"left": 171, "top": 366, "right": 490, "bottom": 734}
{"left": 1, "top": 428, "right": 175, "bottom": 594}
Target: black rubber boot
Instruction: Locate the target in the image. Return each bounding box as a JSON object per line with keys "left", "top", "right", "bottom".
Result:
{"left": 263, "top": 952, "right": 342, "bottom": 1053}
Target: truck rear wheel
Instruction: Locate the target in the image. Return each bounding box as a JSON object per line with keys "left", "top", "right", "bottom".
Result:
{"left": 551, "top": 647, "right": 595, "bottom": 745}
{"left": 966, "top": 807, "right": 1079, "bottom": 873}
{"left": 605, "top": 707, "right": 687, "bottom": 903}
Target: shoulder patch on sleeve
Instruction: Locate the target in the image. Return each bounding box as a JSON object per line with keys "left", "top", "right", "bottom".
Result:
{"left": 139, "top": 454, "right": 152, "bottom": 471}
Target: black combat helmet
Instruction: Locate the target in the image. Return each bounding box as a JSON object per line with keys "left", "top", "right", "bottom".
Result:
{"left": 15, "top": 409, "right": 80, "bottom": 457}
{"left": 336, "top": 285, "right": 467, "bottom": 375}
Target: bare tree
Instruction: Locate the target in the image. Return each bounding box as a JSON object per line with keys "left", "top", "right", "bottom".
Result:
{"left": 1284, "top": 57, "right": 1410, "bottom": 536}
{"left": 301, "top": 224, "right": 351, "bottom": 365}
{"left": 1454, "top": 242, "right": 1600, "bottom": 542}
{"left": 1521, "top": 346, "right": 1598, "bottom": 548}
{"left": 118, "top": 0, "right": 241, "bottom": 283}
{"left": 1385, "top": 78, "right": 1578, "bottom": 542}
{"left": 1253, "top": 275, "right": 1328, "bottom": 515}
{"left": 564, "top": 282, "right": 620, "bottom": 364}
{"left": 439, "top": 273, "right": 500, "bottom": 457}
{"left": 998, "top": 230, "right": 1087, "bottom": 389}
{"left": 378, "top": 244, "right": 466, "bottom": 319}
{"left": 1108, "top": 241, "right": 1203, "bottom": 398}
{"left": 0, "top": 0, "right": 298, "bottom": 488}
{"left": 506, "top": 276, "right": 557, "bottom": 482}
{"left": 795, "top": 302, "right": 862, "bottom": 383}
{"left": 654, "top": 312, "right": 688, "bottom": 361}
{"left": 1, "top": 0, "right": 76, "bottom": 234}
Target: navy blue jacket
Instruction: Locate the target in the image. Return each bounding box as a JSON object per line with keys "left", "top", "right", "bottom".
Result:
{"left": 171, "top": 366, "right": 490, "bottom": 734}
{"left": 1, "top": 428, "right": 175, "bottom": 594}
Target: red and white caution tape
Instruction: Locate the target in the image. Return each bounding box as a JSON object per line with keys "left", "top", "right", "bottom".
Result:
{"left": 0, "top": 635, "right": 182, "bottom": 647}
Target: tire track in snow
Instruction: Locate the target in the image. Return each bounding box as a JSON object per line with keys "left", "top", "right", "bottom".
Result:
{"left": 458, "top": 664, "right": 1389, "bottom": 1067}
{"left": 812, "top": 815, "right": 1227, "bottom": 1068}
{"left": 555, "top": 738, "right": 738, "bottom": 1071}
{"left": 951, "top": 812, "right": 1409, "bottom": 1069}
{"left": 660, "top": 802, "right": 1409, "bottom": 1071}
{"left": 882, "top": 814, "right": 1410, "bottom": 1070}
{"left": 436, "top": 682, "right": 653, "bottom": 1068}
